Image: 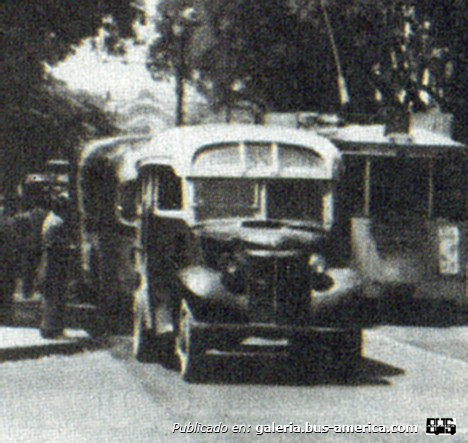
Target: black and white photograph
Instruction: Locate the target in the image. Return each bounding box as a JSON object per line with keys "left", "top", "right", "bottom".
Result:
{"left": 1, "top": 1, "right": 466, "bottom": 441}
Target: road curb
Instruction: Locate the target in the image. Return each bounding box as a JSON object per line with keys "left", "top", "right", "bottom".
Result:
{"left": 0, "top": 327, "right": 96, "bottom": 362}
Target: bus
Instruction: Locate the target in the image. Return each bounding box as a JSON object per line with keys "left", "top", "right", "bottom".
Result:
{"left": 76, "top": 124, "right": 374, "bottom": 380}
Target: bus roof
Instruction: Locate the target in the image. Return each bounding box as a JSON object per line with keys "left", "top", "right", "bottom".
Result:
{"left": 83, "top": 124, "right": 341, "bottom": 182}
{"left": 329, "top": 124, "right": 465, "bottom": 154}
{"left": 137, "top": 124, "right": 341, "bottom": 179}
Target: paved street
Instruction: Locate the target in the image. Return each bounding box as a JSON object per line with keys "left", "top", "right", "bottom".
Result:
{"left": 1, "top": 322, "right": 466, "bottom": 443}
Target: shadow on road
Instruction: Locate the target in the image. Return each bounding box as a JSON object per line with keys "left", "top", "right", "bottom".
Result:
{"left": 130, "top": 340, "right": 405, "bottom": 387}
{"left": 347, "top": 298, "right": 467, "bottom": 327}
{"left": 185, "top": 353, "right": 404, "bottom": 387}
{"left": 111, "top": 333, "right": 404, "bottom": 387}
{"left": 0, "top": 336, "right": 107, "bottom": 363}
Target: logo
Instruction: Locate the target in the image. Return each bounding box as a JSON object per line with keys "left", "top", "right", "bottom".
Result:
{"left": 426, "top": 418, "right": 456, "bottom": 436}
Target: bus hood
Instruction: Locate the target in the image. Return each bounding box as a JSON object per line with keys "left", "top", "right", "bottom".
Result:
{"left": 192, "top": 219, "right": 326, "bottom": 251}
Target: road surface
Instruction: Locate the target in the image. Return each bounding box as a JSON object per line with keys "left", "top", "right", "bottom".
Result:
{"left": 1, "top": 326, "right": 466, "bottom": 442}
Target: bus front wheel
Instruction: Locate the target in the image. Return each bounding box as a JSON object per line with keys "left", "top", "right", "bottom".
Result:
{"left": 133, "top": 302, "right": 158, "bottom": 362}
{"left": 176, "top": 299, "right": 205, "bottom": 382}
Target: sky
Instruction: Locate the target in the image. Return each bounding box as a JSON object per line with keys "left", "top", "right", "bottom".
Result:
{"left": 50, "top": 41, "right": 159, "bottom": 101}
{"left": 49, "top": 0, "right": 199, "bottom": 105}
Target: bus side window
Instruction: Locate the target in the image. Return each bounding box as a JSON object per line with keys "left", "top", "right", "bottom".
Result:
{"left": 370, "top": 158, "right": 429, "bottom": 219}
{"left": 433, "top": 159, "right": 466, "bottom": 221}
{"left": 158, "top": 167, "right": 182, "bottom": 210}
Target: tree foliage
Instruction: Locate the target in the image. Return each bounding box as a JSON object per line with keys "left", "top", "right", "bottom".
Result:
{"left": 148, "top": 0, "right": 465, "bottom": 135}
{"left": 1, "top": 0, "right": 145, "bottom": 211}
{"left": 148, "top": 0, "right": 316, "bottom": 115}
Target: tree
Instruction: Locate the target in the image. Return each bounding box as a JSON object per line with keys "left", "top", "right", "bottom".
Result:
{"left": 148, "top": 0, "right": 465, "bottom": 138}
{"left": 148, "top": 0, "right": 313, "bottom": 121}
{"left": 192, "top": 0, "right": 307, "bottom": 118}
{"left": 148, "top": 0, "right": 381, "bottom": 119}
{"left": 147, "top": 0, "right": 201, "bottom": 125}
{"left": 1, "top": 0, "right": 145, "bottom": 213}
{"left": 288, "top": 0, "right": 466, "bottom": 134}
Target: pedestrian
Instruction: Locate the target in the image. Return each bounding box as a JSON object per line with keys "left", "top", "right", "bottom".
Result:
{"left": 39, "top": 191, "right": 73, "bottom": 338}
{"left": 0, "top": 208, "right": 47, "bottom": 324}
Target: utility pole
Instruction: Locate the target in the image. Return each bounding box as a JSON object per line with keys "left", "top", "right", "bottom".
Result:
{"left": 172, "top": 7, "right": 198, "bottom": 127}
{"left": 320, "top": 0, "right": 349, "bottom": 107}
{"left": 174, "top": 30, "right": 186, "bottom": 126}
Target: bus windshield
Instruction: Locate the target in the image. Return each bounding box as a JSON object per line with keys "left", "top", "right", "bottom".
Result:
{"left": 194, "top": 179, "right": 261, "bottom": 220}
{"left": 193, "top": 179, "right": 326, "bottom": 224}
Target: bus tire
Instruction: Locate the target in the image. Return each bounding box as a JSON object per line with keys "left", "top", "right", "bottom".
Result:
{"left": 176, "top": 299, "right": 205, "bottom": 382}
{"left": 133, "top": 302, "right": 157, "bottom": 362}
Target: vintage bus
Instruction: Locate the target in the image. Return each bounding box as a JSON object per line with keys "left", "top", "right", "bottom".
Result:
{"left": 126, "top": 124, "right": 372, "bottom": 380}
{"left": 327, "top": 124, "right": 467, "bottom": 314}
{"left": 74, "top": 124, "right": 379, "bottom": 379}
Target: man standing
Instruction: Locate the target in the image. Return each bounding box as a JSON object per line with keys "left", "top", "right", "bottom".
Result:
{"left": 39, "top": 191, "right": 72, "bottom": 338}
{"left": 0, "top": 209, "right": 47, "bottom": 324}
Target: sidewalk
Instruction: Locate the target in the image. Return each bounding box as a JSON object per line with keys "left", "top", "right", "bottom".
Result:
{"left": 0, "top": 299, "right": 95, "bottom": 361}
{"left": 0, "top": 296, "right": 117, "bottom": 361}
{"left": 0, "top": 326, "right": 93, "bottom": 361}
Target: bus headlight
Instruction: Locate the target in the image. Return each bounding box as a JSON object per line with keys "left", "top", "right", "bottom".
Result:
{"left": 309, "top": 254, "right": 334, "bottom": 291}
{"left": 308, "top": 253, "right": 327, "bottom": 274}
